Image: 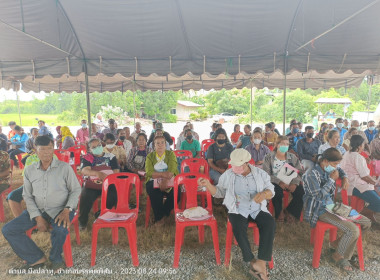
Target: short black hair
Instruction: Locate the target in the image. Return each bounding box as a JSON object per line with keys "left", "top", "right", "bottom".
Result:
{"left": 108, "top": 119, "right": 115, "bottom": 124}
{"left": 350, "top": 135, "right": 365, "bottom": 152}
{"left": 335, "top": 118, "right": 343, "bottom": 124}
{"left": 38, "top": 120, "right": 45, "bottom": 124}
{"left": 35, "top": 135, "right": 54, "bottom": 146}
{"left": 265, "top": 123, "right": 273, "bottom": 129}
{"left": 137, "top": 133, "right": 147, "bottom": 142}
{"left": 184, "top": 128, "right": 192, "bottom": 134}
{"left": 117, "top": 129, "right": 123, "bottom": 135}
{"left": 8, "top": 121, "right": 16, "bottom": 126}
{"left": 14, "top": 125, "right": 22, "bottom": 132}
{"left": 305, "top": 126, "right": 314, "bottom": 131}
{"left": 104, "top": 133, "right": 116, "bottom": 141}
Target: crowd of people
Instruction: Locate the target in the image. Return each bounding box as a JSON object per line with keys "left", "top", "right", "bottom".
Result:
{"left": 0, "top": 115, "right": 379, "bottom": 278}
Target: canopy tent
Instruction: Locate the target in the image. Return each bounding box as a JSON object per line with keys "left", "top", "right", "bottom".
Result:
{"left": 1, "top": 0, "right": 380, "bottom": 130}
{"left": 314, "top": 98, "right": 352, "bottom": 105}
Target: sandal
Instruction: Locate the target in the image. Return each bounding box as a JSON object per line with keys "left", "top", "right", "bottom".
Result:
{"left": 16, "top": 262, "right": 46, "bottom": 271}
{"left": 333, "top": 258, "right": 353, "bottom": 272}
{"left": 249, "top": 268, "right": 268, "bottom": 280}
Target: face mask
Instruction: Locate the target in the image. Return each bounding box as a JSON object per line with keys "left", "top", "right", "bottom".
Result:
{"left": 106, "top": 144, "right": 115, "bottom": 149}
{"left": 324, "top": 164, "right": 335, "bottom": 173}
{"left": 217, "top": 139, "right": 226, "bottom": 144}
{"left": 91, "top": 146, "right": 103, "bottom": 155}
{"left": 186, "top": 135, "right": 193, "bottom": 140}
{"left": 119, "top": 136, "right": 126, "bottom": 141}
{"left": 368, "top": 126, "right": 375, "bottom": 131}
{"left": 253, "top": 139, "right": 261, "bottom": 145}
{"left": 306, "top": 133, "right": 314, "bottom": 138}
{"left": 81, "top": 123, "right": 87, "bottom": 128}
{"left": 152, "top": 129, "right": 156, "bottom": 133}
{"left": 278, "top": 145, "right": 289, "bottom": 153}
{"left": 232, "top": 165, "right": 245, "bottom": 175}
{"left": 322, "top": 127, "right": 327, "bottom": 133}
{"left": 337, "top": 123, "right": 343, "bottom": 129}
{"left": 292, "top": 128, "right": 299, "bottom": 134}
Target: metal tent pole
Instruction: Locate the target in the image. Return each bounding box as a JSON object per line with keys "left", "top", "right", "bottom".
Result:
{"left": 132, "top": 81, "right": 137, "bottom": 126}
{"left": 16, "top": 82, "right": 22, "bottom": 126}
{"left": 85, "top": 72, "right": 92, "bottom": 136}
{"left": 367, "top": 75, "right": 373, "bottom": 123}
{"left": 250, "top": 81, "right": 253, "bottom": 127}
{"left": 283, "top": 55, "right": 288, "bottom": 135}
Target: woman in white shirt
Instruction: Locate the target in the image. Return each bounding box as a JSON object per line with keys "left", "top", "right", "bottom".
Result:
{"left": 318, "top": 130, "right": 346, "bottom": 155}
{"left": 340, "top": 135, "right": 380, "bottom": 224}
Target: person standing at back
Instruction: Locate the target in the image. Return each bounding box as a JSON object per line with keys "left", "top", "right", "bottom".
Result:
{"left": 236, "top": 125, "right": 252, "bottom": 149}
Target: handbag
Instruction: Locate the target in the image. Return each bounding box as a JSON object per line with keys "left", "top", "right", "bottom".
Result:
{"left": 84, "top": 165, "right": 113, "bottom": 190}
{"left": 276, "top": 163, "right": 299, "bottom": 185}
{"left": 332, "top": 202, "right": 352, "bottom": 218}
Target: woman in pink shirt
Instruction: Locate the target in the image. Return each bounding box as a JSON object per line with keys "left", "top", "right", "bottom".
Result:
{"left": 340, "top": 135, "right": 380, "bottom": 224}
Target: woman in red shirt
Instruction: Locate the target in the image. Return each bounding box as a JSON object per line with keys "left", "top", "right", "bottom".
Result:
{"left": 230, "top": 124, "right": 243, "bottom": 147}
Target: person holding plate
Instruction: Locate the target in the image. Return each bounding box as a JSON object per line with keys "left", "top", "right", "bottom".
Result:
{"left": 198, "top": 149, "right": 275, "bottom": 280}
{"left": 145, "top": 135, "right": 178, "bottom": 224}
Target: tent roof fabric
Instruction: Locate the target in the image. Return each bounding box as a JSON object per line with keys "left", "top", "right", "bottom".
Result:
{"left": 177, "top": 101, "right": 203, "bottom": 107}
{"left": 1, "top": 0, "right": 380, "bottom": 92}
{"left": 314, "top": 98, "right": 352, "bottom": 104}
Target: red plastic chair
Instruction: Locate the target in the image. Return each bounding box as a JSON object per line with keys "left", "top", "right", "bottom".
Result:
{"left": 350, "top": 196, "right": 365, "bottom": 213}
{"left": 26, "top": 225, "right": 74, "bottom": 267}
{"left": 54, "top": 150, "right": 71, "bottom": 163}
{"left": 16, "top": 153, "right": 26, "bottom": 169}
{"left": 201, "top": 139, "right": 215, "bottom": 158}
{"left": 173, "top": 173, "right": 220, "bottom": 268}
{"left": 310, "top": 221, "right": 364, "bottom": 271}
{"left": 224, "top": 219, "right": 274, "bottom": 269}
{"left": 68, "top": 145, "right": 87, "bottom": 166}
{"left": 171, "top": 136, "right": 176, "bottom": 150}
{"left": 174, "top": 150, "right": 193, "bottom": 158}
{"left": 180, "top": 158, "right": 210, "bottom": 210}
{"left": 91, "top": 173, "right": 140, "bottom": 267}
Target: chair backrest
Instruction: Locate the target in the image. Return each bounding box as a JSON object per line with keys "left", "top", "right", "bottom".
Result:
{"left": 171, "top": 136, "right": 176, "bottom": 150}
{"left": 54, "top": 150, "right": 71, "bottom": 163}
{"left": 174, "top": 150, "right": 193, "bottom": 158}
{"left": 100, "top": 173, "right": 140, "bottom": 215}
{"left": 181, "top": 158, "right": 210, "bottom": 174}
{"left": 174, "top": 173, "right": 212, "bottom": 213}
{"left": 201, "top": 139, "right": 215, "bottom": 152}
{"left": 68, "top": 145, "right": 87, "bottom": 166}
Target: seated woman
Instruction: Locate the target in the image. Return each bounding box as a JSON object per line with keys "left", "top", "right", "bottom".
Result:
{"left": 263, "top": 122, "right": 278, "bottom": 148}
{"left": 245, "top": 130, "right": 270, "bottom": 166}
{"left": 206, "top": 128, "right": 234, "bottom": 184}
{"left": 341, "top": 135, "right": 380, "bottom": 224}
{"left": 316, "top": 123, "right": 328, "bottom": 144}
{"left": 103, "top": 133, "right": 127, "bottom": 171}
{"left": 60, "top": 126, "right": 76, "bottom": 150}
{"left": 176, "top": 125, "right": 190, "bottom": 151}
{"left": 126, "top": 133, "right": 152, "bottom": 174}
{"left": 145, "top": 135, "right": 178, "bottom": 224}
{"left": 262, "top": 136, "right": 304, "bottom": 222}
{"left": 199, "top": 149, "right": 275, "bottom": 280}
{"left": 369, "top": 132, "right": 380, "bottom": 160}
{"left": 8, "top": 125, "right": 29, "bottom": 167}
{"left": 342, "top": 127, "right": 358, "bottom": 151}
{"left": 230, "top": 124, "right": 243, "bottom": 147}
{"left": 318, "top": 130, "right": 346, "bottom": 155}
{"left": 303, "top": 148, "right": 371, "bottom": 271}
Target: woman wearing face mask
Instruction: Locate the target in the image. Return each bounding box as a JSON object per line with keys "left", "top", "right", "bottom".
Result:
{"left": 145, "top": 135, "right": 178, "bottom": 224}
{"left": 341, "top": 135, "right": 380, "bottom": 224}
{"left": 207, "top": 128, "right": 234, "bottom": 184}
{"left": 303, "top": 148, "right": 371, "bottom": 272}
{"left": 199, "top": 149, "right": 275, "bottom": 280}
{"left": 103, "top": 133, "right": 127, "bottom": 171}
{"left": 180, "top": 129, "right": 201, "bottom": 157}
{"left": 318, "top": 130, "right": 346, "bottom": 155}
{"left": 126, "top": 133, "right": 152, "bottom": 174}
{"left": 245, "top": 130, "right": 270, "bottom": 166}
{"left": 78, "top": 138, "right": 120, "bottom": 229}
{"left": 262, "top": 136, "right": 304, "bottom": 222}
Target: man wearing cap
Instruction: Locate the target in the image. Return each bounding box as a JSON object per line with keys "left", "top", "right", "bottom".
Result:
{"left": 102, "top": 119, "right": 118, "bottom": 138}
{"left": 131, "top": 122, "right": 145, "bottom": 140}
{"left": 199, "top": 149, "right": 275, "bottom": 279}
{"left": 147, "top": 122, "right": 173, "bottom": 147}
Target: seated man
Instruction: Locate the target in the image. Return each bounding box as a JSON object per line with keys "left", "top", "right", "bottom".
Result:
{"left": 286, "top": 122, "right": 303, "bottom": 154}
{"left": 76, "top": 119, "right": 89, "bottom": 145}
{"left": 78, "top": 138, "right": 120, "bottom": 229}
{"left": 180, "top": 129, "right": 201, "bottom": 158}
{"left": 236, "top": 124, "right": 252, "bottom": 149}
{"left": 296, "top": 126, "right": 321, "bottom": 170}
{"left": 115, "top": 128, "right": 132, "bottom": 156}
{"left": 2, "top": 136, "right": 81, "bottom": 271}
{"left": 147, "top": 123, "right": 173, "bottom": 147}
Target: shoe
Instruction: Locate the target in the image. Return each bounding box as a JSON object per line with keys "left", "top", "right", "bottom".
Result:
{"left": 79, "top": 223, "right": 87, "bottom": 231}
{"left": 48, "top": 261, "right": 66, "bottom": 274}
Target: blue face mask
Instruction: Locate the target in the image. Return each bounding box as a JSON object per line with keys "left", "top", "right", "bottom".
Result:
{"left": 337, "top": 123, "right": 343, "bottom": 129}
{"left": 91, "top": 146, "right": 103, "bottom": 156}
{"left": 292, "top": 128, "right": 299, "bottom": 134}
{"left": 368, "top": 126, "right": 375, "bottom": 131}
{"left": 279, "top": 145, "right": 289, "bottom": 153}
{"left": 324, "top": 164, "right": 335, "bottom": 173}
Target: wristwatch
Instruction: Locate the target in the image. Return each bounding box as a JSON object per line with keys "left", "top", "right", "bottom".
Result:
{"left": 65, "top": 206, "right": 73, "bottom": 212}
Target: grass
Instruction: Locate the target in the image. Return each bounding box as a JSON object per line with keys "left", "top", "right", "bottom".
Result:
{"left": 0, "top": 114, "right": 77, "bottom": 127}
{"left": 0, "top": 170, "right": 380, "bottom": 279}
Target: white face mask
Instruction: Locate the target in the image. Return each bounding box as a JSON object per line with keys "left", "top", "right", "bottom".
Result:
{"left": 106, "top": 144, "right": 115, "bottom": 149}
{"left": 253, "top": 139, "right": 261, "bottom": 145}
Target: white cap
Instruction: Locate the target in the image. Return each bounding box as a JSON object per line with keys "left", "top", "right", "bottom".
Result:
{"left": 228, "top": 149, "right": 251, "bottom": 166}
